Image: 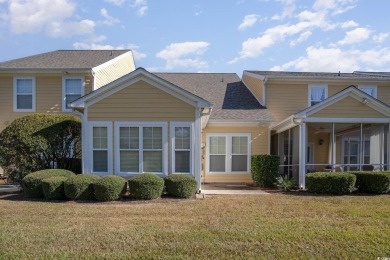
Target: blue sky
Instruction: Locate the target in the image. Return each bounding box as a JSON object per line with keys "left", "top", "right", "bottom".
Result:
{"left": 0, "top": 0, "right": 390, "bottom": 75}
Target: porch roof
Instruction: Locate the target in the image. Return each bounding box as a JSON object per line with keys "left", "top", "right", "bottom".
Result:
{"left": 272, "top": 86, "right": 390, "bottom": 133}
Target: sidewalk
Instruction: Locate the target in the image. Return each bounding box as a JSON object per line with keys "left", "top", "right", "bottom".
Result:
{"left": 0, "top": 185, "right": 21, "bottom": 194}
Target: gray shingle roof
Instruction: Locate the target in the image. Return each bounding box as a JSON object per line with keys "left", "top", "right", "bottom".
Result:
{"left": 0, "top": 50, "right": 130, "bottom": 70}
{"left": 154, "top": 73, "right": 274, "bottom": 121}
{"left": 247, "top": 70, "right": 390, "bottom": 79}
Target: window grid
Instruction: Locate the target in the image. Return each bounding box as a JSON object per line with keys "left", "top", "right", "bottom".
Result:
{"left": 92, "top": 126, "right": 108, "bottom": 173}
{"left": 174, "top": 126, "right": 191, "bottom": 173}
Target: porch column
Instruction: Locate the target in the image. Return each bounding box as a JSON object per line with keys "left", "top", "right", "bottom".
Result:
{"left": 194, "top": 109, "right": 202, "bottom": 191}
{"left": 299, "top": 122, "right": 307, "bottom": 189}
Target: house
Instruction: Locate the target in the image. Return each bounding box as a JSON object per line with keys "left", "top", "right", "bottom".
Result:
{"left": 243, "top": 71, "right": 390, "bottom": 188}
{"left": 0, "top": 50, "right": 136, "bottom": 175}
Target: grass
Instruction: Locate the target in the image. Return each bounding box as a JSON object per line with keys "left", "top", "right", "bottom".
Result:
{"left": 0, "top": 194, "right": 389, "bottom": 259}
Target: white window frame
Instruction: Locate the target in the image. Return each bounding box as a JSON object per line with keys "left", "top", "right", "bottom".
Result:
{"left": 308, "top": 84, "right": 328, "bottom": 107}
{"left": 358, "top": 85, "right": 377, "bottom": 98}
{"left": 170, "top": 122, "right": 195, "bottom": 175}
{"left": 206, "top": 133, "right": 251, "bottom": 174}
{"left": 115, "top": 122, "right": 168, "bottom": 176}
{"left": 62, "top": 76, "right": 85, "bottom": 112}
{"left": 13, "top": 77, "right": 36, "bottom": 112}
{"left": 89, "top": 121, "right": 113, "bottom": 175}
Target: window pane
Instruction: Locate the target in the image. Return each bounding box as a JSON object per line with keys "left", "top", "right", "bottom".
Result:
{"left": 210, "top": 155, "right": 225, "bottom": 172}
{"left": 360, "top": 87, "right": 375, "bottom": 97}
{"left": 240, "top": 137, "right": 248, "bottom": 154}
{"left": 65, "top": 79, "right": 82, "bottom": 94}
{"left": 175, "top": 127, "right": 190, "bottom": 149}
{"left": 143, "top": 127, "right": 162, "bottom": 149}
{"left": 93, "top": 127, "right": 107, "bottom": 149}
{"left": 16, "top": 79, "right": 32, "bottom": 93}
{"left": 120, "top": 151, "right": 139, "bottom": 172}
{"left": 130, "top": 127, "right": 139, "bottom": 149}
{"left": 175, "top": 151, "right": 190, "bottom": 173}
{"left": 17, "top": 95, "right": 32, "bottom": 109}
{"left": 232, "top": 155, "right": 248, "bottom": 171}
{"left": 65, "top": 94, "right": 81, "bottom": 108}
{"left": 310, "top": 86, "right": 326, "bottom": 106}
{"left": 143, "top": 151, "right": 162, "bottom": 172}
{"left": 93, "top": 151, "right": 108, "bottom": 172}
{"left": 210, "top": 136, "right": 226, "bottom": 154}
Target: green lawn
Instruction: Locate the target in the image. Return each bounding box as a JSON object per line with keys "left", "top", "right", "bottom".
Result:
{"left": 0, "top": 193, "right": 389, "bottom": 259}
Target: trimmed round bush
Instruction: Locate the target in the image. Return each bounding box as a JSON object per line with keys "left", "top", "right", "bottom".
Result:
{"left": 349, "top": 171, "right": 390, "bottom": 194}
{"left": 22, "top": 169, "right": 75, "bottom": 198}
{"left": 128, "top": 173, "right": 164, "bottom": 200}
{"left": 42, "top": 176, "right": 69, "bottom": 200}
{"left": 64, "top": 174, "right": 100, "bottom": 200}
{"left": 93, "top": 175, "right": 127, "bottom": 202}
{"left": 251, "top": 155, "right": 280, "bottom": 187}
{"left": 164, "top": 174, "right": 197, "bottom": 198}
{"left": 306, "top": 172, "right": 356, "bottom": 195}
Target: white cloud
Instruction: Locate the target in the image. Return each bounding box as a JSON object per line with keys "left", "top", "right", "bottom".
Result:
{"left": 132, "top": 0, "right": 147, "bottom": 17}
{"left": 8, "top": 0, "right": 94, "bottom": 37}
{"left": 337, "top": 27, "right": 371, "bottom": 45}
{"left": 373, "top": 33, "right": 389, "bottom": 43}
{"left": 290, "top": 31, "right": 312, "bottom": 46}
{"left": 100, "top": 8, "right": 119, "bottom": 25}
{"left": 340, "top": 20, "right": 358, "bottom": 28}
{"left": 238, "top": 14, "right": 259, "bottom": 31}
{"left": 271, "top": 46, "right": 390, "bottom": 72}
{"left": 127, "top": 44, "right": 147, "bottom": 60}
{"left": 272, "top": 0, "right": 296, "bottom": 20}
{"left": 156, "top": 41, "right": 210, "bottom": 70}
{"left": 104, "top": 0, "right": 125, "bottom": 6}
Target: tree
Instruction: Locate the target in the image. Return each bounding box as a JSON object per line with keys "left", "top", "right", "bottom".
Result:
{"left": 0, "top": 114, "right": 81, "bottom": 182}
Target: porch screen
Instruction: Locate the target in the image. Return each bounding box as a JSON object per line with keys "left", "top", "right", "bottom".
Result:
{"left": 92, "top": 127, "right": 108, "bottom": 172}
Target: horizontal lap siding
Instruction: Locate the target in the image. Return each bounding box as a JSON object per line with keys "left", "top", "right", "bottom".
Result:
{"left": 88, "top": 81, "right": 195, "bottom": 121}
{"left": 242, "top": 74, "right": 263, "bottom": 103}
{"left": 201, "top": 126, "right": 269, "bottom": 183}
{"left": 311, "top": 96, "right": 386, "bottom": 118}
{"left": 378, "top": 84, "right": 390, "bottom": 105}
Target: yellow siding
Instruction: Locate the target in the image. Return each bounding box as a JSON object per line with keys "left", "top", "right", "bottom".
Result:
{"left": 0, "top": 74, "right": 92, "bottom": 132}
{"left": 201, "top": 125, "right": 269, "bottom": 183}
{"left": 88, "top": 80, "right": 195, "bottom": 121}
{"left": 377, "top": 83, "right": 390, "bottom": 105}
{"left": 311, "top": 96, "right": 386, "bottom": 118}
{"left": 242, "top": 74, "right": 263, "bottom": 103}
{"left": 93, "top": 52, "right": 136, "bottom": 89}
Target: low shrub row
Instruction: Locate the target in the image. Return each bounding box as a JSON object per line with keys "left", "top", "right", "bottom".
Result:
{"left": 22, "top": 170, "right": 198, "bottom": 201}
{"left": 306, "top": 171, "right": 390, "bottom": 195}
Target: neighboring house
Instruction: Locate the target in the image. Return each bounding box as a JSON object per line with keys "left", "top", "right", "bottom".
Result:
{"left": 0, "top": 50, "right": 136, "bottom": 175}
{"left": 71, "top": 68, "right": 273, "bottom": 189}
{"left": 243, "top": 71, "right": 390, "bottom": 188}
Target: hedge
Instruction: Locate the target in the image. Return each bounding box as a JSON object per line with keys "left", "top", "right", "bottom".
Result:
{"left": 128, "top": 173, "right": 164, "bottom": 200}
{"left": 306, "top": 172, "right": 356, "bottom": 195}
{"left": 93, "top": 175, "right": 127, "bottom": 202}
{"left": 164, "top": 174, "right": 197, "bottom": 198}
{"left": 42, "top": 176, "right": 69, "bottom": 200}
{"left": 22, "top": 169, "right": 75, "bottom": 198}
{"left": 251, "top": 155, "right": 280, "bottom": 187}
{"left": 349, "top": 171, "right": 390, "bottom": 194}
{"left": 64, "top": 174, "right": 100, "bottom": 200}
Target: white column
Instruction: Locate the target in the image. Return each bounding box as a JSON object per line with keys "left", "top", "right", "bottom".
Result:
{"left": 388, "top": 123, "right": 390, "bottom": 170}
{"left": 194, "top": 109, "right": 202, "bottom": 191}
{"left": 82, "top": 108, "right": 89, "bottom": 174}
{"left": 299, "top": 123, "right": 307, "bottom": 189}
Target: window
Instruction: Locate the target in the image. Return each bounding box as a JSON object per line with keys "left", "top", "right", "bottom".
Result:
{"left": 358, "top": 85, "right": 377, "bottom": 98}
{"left": 90, "top": 122, "right": 112, "bottom": 174}
{"left": 115, "top": 122, "right": 167, "bottom": 175}
{"left": 171, "top": 123, "right": 192, "bottom": 174}
{"left": 14, "top": 77, "right": 35, "bottom": 111}
{"left": 308, "top": 84, "right": 327, "bottom": 106}
{"left": 63, "top": 77, "right": 84, "bottom": 111}
{"left": 207, "top": 134, "right": 251, "bottom": 174}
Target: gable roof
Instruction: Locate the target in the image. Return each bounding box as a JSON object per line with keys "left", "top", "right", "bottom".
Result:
{"left": 246, "top": 70, "right": 390, "bottom": 80}
{"left": 154, "top": 73, "right": 274, "bottom": 122}
{"left": 0, "top": 50, "right": 130, "bottom": 71}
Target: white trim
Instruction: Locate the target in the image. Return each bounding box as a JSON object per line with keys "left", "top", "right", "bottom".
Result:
{"left": 298, "top": 123, "right": 307, "bottom": 189}
{"left": 308, "top": 83, "right": 328, "bottom": 107}
{"left": 194, "top": 109, "right": 202, "bottom": 190}
{"left": 114, "top": 121, "right": 168, "bottom": 176}
{"left": 206, "top": 133, "right": 252, "bottom": 175}
{"left": 207, "top": 120, "right": 272, "bottom": 127}
{"left": 358, "top": 85, "right": 377, "bottom": 98}
{"left": 13, "top": 77, "right": 36, "bottom": 112}
{"left": 263, "top": 77, "right": 267, "bottom": 106}
{"left": 62, "top": 76, "right": 85, "bottom": 112}
{"left": 170, "top": 122, "right": 195, "bottom": 175}
{"left": 87, "top": 121, "right": 113, "bottom": 176}
{"left": 92, "top": 51, "right": 134, "bottom": 75}
{"left": 304, "top": 117, "right": 390, "bottom": 123}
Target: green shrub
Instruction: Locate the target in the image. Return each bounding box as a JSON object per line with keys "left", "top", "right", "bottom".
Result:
{"left": 22, "top": 169, "right": 75, "bottom": 198}
{"left": 251, "top": 155, "right": 280, "bottom": 187}
{"left": 128, "top": 173, "right": 164, "bottom": 200}
{"left": 349, "top": 171, "right": 390, "bottom": 194}
{"left": 42, "top": 176, "right": 69, "bottom": 200}
{"left": 64, "top": 174, "right": 100, "bottom": 200}
{"left": 93, "top": 175, "right": 127, "bottom": 202}
{"left": 164, "top": 174, "right": 197, "bottom": 198}
{"left": 275, "top": 176, "right": 297, "bottom": 191}
{"left": 0, "top": 114, "right": 81, "bottom": 182}
{"left": 306, "top": 172, "right": 356, "bottom": 195}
